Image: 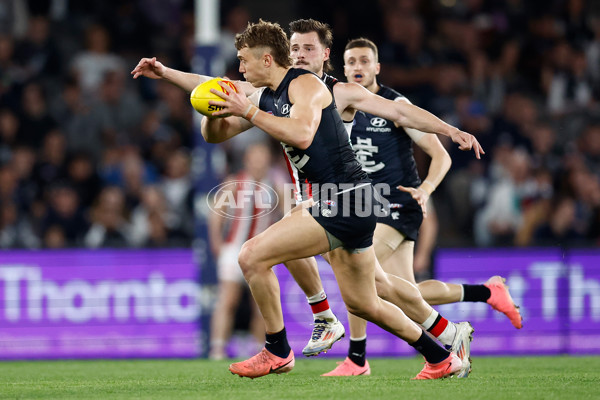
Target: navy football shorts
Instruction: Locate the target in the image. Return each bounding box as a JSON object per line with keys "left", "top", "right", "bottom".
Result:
{"left": 377, "top": 192, "right": 423, "bottom": 242}
{"left": 309, "top": 182, "right": 384, "bottom": 251}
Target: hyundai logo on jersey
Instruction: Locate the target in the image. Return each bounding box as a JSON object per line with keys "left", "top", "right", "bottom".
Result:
{"left": 370, "top": 117, "right": 387, "bottom": 127}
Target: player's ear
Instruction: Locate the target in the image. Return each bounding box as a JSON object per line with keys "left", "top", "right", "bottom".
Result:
{"left": 263, "top": 53, "right": 273, "bottom": 67}
{"left": 375, "top": 62, "right": 381, "bottom": 76}
{"left": 324, "top": 47, "right": 331, "bottom": 62}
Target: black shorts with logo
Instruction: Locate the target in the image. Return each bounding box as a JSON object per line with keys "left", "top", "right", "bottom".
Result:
{"left": 309, "top": 182, "right": 384, "bottom": 250}
{"left": 377, "top": 191, "right": 423, "bottom": 241}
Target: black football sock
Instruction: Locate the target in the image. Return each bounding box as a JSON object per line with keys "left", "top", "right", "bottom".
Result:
{"left": 463, "top": 284, "right": 492, "bottom": 302}
{"left": 348, "top": 337, "right": 367, "bottom": 367}
{"left": 265, "top": 327, "right": 292, "bottom": 358}
{"left": 410, "top": 331, "right": 450, "bottom": 364}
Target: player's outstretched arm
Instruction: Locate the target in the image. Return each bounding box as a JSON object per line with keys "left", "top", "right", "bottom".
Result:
{"left": 338, "top": 82, "right": 485, "bottom": 158}
{"left": 131, "top": 57, "right": 208, "bottom": 92}
{"left": 131, "top": 57, "right": 257, "bottom": 95}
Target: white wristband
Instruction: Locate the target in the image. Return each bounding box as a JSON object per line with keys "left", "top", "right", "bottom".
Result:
{"left": 250, "top": 108, "right": 259, "bottom": 123}
{"left": 243, "top": 104, "right": 253, "bottom": 118}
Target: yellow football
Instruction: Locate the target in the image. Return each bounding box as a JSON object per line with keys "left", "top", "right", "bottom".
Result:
{"left": 190, "top": 77, "right": 238, "bottom": 117}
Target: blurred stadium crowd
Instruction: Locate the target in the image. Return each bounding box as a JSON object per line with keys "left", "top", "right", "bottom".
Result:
{"left": 0, "top": 0, "right": 599, "bottom": 251}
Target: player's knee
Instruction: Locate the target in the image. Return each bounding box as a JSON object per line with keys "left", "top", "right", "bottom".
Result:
{"left": 345, "top": 300, "right": 379, "bottom": 321}
{"left": 238, "top": 240, "right": 259, "bottom": 278}
{"left": 416, "top": 281, "right": 434, "bottom": 294}
{"left": 374, "top": 274, "right": 392, "bottom": 300}
{"left": 399, "top": 281, "right": 422, "bottom": 305}
{"left": 346, "top": 304, "right": 367, "bottom": 319}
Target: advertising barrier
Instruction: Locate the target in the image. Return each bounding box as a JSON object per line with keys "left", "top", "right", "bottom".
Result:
{"left": 277, "top": 248, "right": 600, "bottom": 357}
{"left": 2, "top": 248, "right": 598, "bottom": 359}
{"left": 0, "top": 250, "right": 200, "bottom": 359}
{"left": 435, "top": 248, "right": 600, "bottom": 355}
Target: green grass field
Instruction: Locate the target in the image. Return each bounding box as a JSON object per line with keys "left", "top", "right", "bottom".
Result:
{"left": 1, "top": 356, "right": 598, "bottom": 400}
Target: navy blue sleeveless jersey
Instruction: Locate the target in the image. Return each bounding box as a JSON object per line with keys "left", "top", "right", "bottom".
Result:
{"left": 351, "top": 85, "right": 424, "bottom": 240}
{"left": 258, "top": 68, "right": 367, "bottom": 187}
{"left": 258, "top": 68, "right": 377, "bottom": 249}
{"left": 321, "top": 73, "right": 339, "bottom": 91}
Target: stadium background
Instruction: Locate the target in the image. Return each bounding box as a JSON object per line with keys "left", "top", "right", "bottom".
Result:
{"left": 0, "top": 0, "right": 599, "bottom": 359}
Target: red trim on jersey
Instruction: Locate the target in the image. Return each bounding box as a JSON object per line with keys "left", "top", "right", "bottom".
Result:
{"left": 283, "top": 149, "right": 299, "bottom": 194}
{"left": 305, "top": 179, "right": 312, "bottom": 199}
{"left": 282, "top": 148, "right": 294, "bottom": 180}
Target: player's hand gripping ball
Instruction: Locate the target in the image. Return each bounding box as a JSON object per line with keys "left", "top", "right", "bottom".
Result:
{"left": 190, "top": 78, "right": 238, "bottom": 117}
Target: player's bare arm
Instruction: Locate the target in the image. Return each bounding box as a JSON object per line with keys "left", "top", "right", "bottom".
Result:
{"left": 131, "top": 57, "right": 206, "bottom": 92}
{"left": 398, "top": 134, "right": 451, "bottom": 216}
{"left": 336, "top": 82, "right": 484, "bottom": 158}
{"left": 392, "top": 99, "right": 485, "bottom": 158}
{"left": 131, "top": 57, "right": 258, "bottom": 95}
{"left": 200, "top": 108, "right": 254, "bottom": 144}
{"left": 411, "top": 134, "right": 451, "bottom": 193}
{"left": 210, "top": 74, "right": 329, "bottom": 149}
{"left": 200, "top": 82, "right": 264, "bottom": 143}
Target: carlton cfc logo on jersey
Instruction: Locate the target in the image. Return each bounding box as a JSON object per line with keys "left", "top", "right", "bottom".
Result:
{"left": 370, "top": 117, "right": 387, "bottom": 127}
